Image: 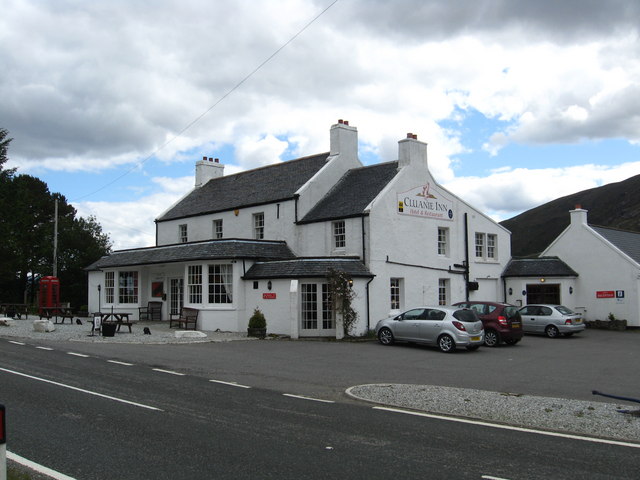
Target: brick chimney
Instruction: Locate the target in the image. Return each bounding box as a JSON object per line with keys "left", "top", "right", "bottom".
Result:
{"left": 398, "top": 132, "right": 428, "bottom": 168}
{"left": 330, "top": 119, "right": 358, "bottom": 161}
{"left": 195, "top": 156, "right": 224, "bottom": 188}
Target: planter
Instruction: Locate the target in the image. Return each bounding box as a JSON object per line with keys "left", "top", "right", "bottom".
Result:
{"left": 247, "top": 327, "right": 266, "bottom": 338}
{"left": 102, "top": 323, "right": 117, "bottom": 337}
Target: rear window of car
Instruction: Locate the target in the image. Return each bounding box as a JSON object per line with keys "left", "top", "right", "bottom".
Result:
{"left": 453, "top": 309, "right": 480, "bottom": 322}
{"left": 556, "top": 306, "right": 575, "bottom": 315}
{"left": 503, "top": 306, "right": 521, "bottom": 320}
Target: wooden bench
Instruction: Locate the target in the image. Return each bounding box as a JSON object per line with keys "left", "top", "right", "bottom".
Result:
{"left": 169, "top": 307, "right": 199, "bottom": 330}
{"left": 139, "top": 301, "right": 162, "bottom": 321}
{"left": 39, "top": 307, "right": 75, "bottom": 324}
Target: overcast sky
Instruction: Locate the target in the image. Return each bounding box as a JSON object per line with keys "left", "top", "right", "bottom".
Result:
{"left": 2, "top": 0, "right": 639, "bottom": 250}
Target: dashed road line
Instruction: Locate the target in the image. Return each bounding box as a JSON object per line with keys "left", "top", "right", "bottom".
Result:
{"left": 152, "top": 368, "right": 185, "bottom": 376}
{"left": 0, "top": 367, "right": 163, "bottom": 411}
{"left": 210, "top": 379, "right": 251, "bottom": 389}
{"left": 67, "top": 352, "right": 90, "bottom": 358}
{"left": 8, "top": 340, "right": 26, "bottom": 345}
{"left": 36, "top": 346, "right": 54, "bottom": 350}
{"left": 108, "top": 360, "right": 134, "bottom": 366}
{"left": 283, "top": 393, "right": 335, "bottom": 404}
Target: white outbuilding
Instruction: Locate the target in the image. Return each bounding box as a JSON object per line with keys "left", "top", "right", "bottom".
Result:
{"left": 87, "top": 120, "right": 511, "bottom": 337}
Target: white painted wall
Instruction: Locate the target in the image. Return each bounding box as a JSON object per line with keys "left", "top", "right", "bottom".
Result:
{"left": 542, "top": 209, "right": 640, "bottom": 326}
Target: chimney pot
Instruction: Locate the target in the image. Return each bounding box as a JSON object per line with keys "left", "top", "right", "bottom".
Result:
{"left": 215, "top": 158, "right": 219, "bottom": 163}
{"left": 407, "top": 133, "right": 413, "bottom": 139}
{"left": 338, "top": 119, "right": 344, "bottom": 124}
{"left": 203, "top": 156, "right": 207, "bottom": 161}
{"left": 575, "top": 204, "right": 582, "bottom": 209}
{"left": 344, "top": 120, "right": 349, "bottom": 125}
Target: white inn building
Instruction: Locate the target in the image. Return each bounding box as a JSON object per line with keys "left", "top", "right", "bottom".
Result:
{"left": 86, "top": 120, "right": 511, "bottom": 337}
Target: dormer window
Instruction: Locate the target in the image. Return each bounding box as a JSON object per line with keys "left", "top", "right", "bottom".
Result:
{"left": 179, "top": 224, "right": 188, "bottom": 243}
{"left": 333, "top": 220, "right": 345, "bottom": 249}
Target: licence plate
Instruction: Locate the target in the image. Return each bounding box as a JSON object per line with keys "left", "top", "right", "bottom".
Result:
{"left": 511, "top": 322, "right": 520, "bottom": 328}
{"left": 575, "top": 318, "right": 582, "bottom": 323}
{"left": 471, "top": 336, "right": 481, "bottom": 341}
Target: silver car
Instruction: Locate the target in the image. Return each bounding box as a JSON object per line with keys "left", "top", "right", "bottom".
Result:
{"left": 519, "top": 304, "right": 586, "bottom": 338}
{"left": 375, "top": 306, "right": 485, "bottom": 353}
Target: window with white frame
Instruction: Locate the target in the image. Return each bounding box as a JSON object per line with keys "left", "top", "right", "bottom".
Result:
{"left": 475, "top": 233, "right": 485, "bottom": 258}
{"left": 179, "top": 224, "right": 188, "bottom": 243}
{"left": 105, "top": 271, "right": 115, "bottom": 303}
{"left": 213, "top": 219, "right": 223, "bottom": 239}
{"left": 438, "top": 278, "right": 449, "bottom": 305}
{"left": 187, "top": 265, "right": 202, "bottom": 304}
{"left": 253, "top": 212, "right": 264, "bottom": 239}
{"left": 390, "top": 278, "right": 402, "bottom": 310}
{"left": 208, "top": 264, "right": 233, "bottom": 304}
{"left": 300, "top": 283, "right": 334, "bottom": 331}
{"left": 437, "top": 227, "right": 449, "bottom": 256}
{"left": 333, "top": 220, "right": 346, "bottom": 249}
{"left": 487, "top": 234, "right": 497, "bottom": 259}
{"left": 118, "top": 271, "right": 138, "bottom": 304}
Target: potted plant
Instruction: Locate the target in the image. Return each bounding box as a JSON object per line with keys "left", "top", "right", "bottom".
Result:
{"left": 247, "top": 308, "right": 267, "bottom": 338}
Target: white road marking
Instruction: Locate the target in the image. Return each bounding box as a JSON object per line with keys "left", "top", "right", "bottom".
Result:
{"left": 152, "top": 368, "right": 185, "bottom": 376}
{"left": 108, "top": 360, "right": 134, "bottom": 366}
{"left": 67, "top": 352, "right": 90, "bottom": 358}
{"left": 8, "top": 340, "right": 25, "bottom": 345}
{"left": 7, "top": 451, "right": 77, "bottom": 480}
{"left": 482, "top": 475, "right": 512, "bottom": 480}
{"left": 36, "top": 346, "right": 54, "bottom": 351}
{"left": 374, "top": 406, "right": 640, "bottom": 449}
{"left": 0, "top": 367, "right": 162, "bottom": 411}
{"left": 210, "top": 379, "right": 251, "bottom": 389}
{"left": 283, "top": 393, "right": 335, "bottom": 404}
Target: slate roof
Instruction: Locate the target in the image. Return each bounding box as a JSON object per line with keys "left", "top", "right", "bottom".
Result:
{"left": 299, "top": 161, "right": 399, "bottom": 224}
{"left": 591, "top": 225, "right": 640, "bottom": 265}
{"left": 243, "top": 258, "right": 374, "bottom": 279}
{"left": 86, "top": 239, "right": 295, "bottom": 270}
{"left": 158, "top": 153, "right": 330, "bottom": 222}
{"left": 502, "top": 257, "right": 578, "bottom": 277}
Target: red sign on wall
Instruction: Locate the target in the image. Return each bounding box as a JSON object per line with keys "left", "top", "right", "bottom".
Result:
{"left": 263, "top": 293, "right": 276, "bottom": 300}
{"left": 596, "top": 291, "right": 615, "bottom": 298}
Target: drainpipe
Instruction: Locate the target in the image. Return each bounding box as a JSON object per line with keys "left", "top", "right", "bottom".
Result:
{"left": 365, "top": 276, "right": 375, "bottom": 331}
{"left": 464, "top": 213, "right": 470, "bottom": 301}
{"left": 361, "top": 216, "right": 366, "bottom": 264}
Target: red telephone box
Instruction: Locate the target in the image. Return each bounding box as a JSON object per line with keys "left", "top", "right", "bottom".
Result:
{"left": 39, "top": 276, "right": 60, "bottom": 312}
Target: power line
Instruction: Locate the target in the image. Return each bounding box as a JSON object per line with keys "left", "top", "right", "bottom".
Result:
{"left": 72, "top": 0, "right": 340, "bottom": 202}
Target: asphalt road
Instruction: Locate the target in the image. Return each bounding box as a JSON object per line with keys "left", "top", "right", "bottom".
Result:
{"left": 2, "top": 328, "right": 640, "bottom": 479}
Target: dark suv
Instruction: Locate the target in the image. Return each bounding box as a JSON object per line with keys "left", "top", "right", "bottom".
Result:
{"left": 452, "top": 301, "right": 523, "bottom": 347}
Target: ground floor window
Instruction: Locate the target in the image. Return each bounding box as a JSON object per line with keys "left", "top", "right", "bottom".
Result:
{"left": 118, "top": 271, "right": 139, "bottom": 304}
{"left": 390, "top": 278, "right": 402, "bottom": 310}
{"left": 105, "top": 271, "right": 115, "bottom": 303}
{"left": 208, "top": 263, "right": 233, "bottom": 304}
{"left": 438, "top": 278, "right": 449, "bottom": 305}
{"left": 187, "top": 265, "right": 202, "bottom": 304}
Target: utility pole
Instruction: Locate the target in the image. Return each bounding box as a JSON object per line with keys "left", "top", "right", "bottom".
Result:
{"left": 53, "top": 198, "right": 58, "bottom": 277}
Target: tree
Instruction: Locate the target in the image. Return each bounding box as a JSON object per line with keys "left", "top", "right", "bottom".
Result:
{"left": 0, "top": 128, "right": 112, "bottom": 308}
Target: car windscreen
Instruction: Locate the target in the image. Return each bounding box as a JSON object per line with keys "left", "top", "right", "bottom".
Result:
{"left": 556, "top": 306, "right": 575, "bottom": 315}
{"left": 453, "top": 309, "right": 480, "bottom": 322}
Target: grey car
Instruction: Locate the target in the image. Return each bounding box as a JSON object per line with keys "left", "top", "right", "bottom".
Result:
{"left": 375, "top": 306, "right": 484, "bottom": 353}
{"left": 519, "top": 304, "right": 586, "bottom": 338}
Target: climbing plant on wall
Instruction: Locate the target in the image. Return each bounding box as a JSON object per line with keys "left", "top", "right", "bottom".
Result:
{"left": 326, "top": 268, "right": 358, "bottom": 336}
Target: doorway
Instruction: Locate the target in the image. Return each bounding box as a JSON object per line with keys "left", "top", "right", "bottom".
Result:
{"left": 169, "top": 278, "right": 184, "bottom": 316}
{"left": 526, "top": 283, "right": 560, "bottom": 304}
{"left": 299, "top": 283, "right": 336, "bottom": 337}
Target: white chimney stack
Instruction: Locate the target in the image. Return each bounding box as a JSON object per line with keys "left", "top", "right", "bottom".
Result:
{"left": 330, "top": 119, "right": 358, "bottom": 161}
{"left": 195, "top": 156, "right": 224, "bottom": 188}
{"left": 398, "top": 133, "right": 428, "bottom": 168}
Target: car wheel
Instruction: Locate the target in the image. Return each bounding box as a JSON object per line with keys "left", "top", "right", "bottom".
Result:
{"left": 484, "top": 329, "right": 500, "bottom": 347}
{"left": 378, "top": 327, "right": 395, "bottom": 346}
{"left": 438, "top": 334, "right": 455, "bottom": 353}
{"left": 545, "top": 325, "right": 560, "bottom": 338}
{"left": 466, "top": 345, "right": 480, "bottom": 351}
{"left": 504, "top": 338, "right": 520, "bottom": 345}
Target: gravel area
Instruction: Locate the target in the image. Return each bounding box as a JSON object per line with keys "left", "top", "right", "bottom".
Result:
{"left": 347, "top": 383, "right": 640, "bottom": 443}
{"left": 0, "top": 316, "right": 250, "bottom": 344}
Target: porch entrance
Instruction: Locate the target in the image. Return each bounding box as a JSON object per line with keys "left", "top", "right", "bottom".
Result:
{"left": 526, "top": 283, "right": 560, "bottom": 305}
{"left": 169, "top": 278, "right": 184, "bottom": 316}
{"left": 299, "top": 283, "right": 335, "bottom": 337}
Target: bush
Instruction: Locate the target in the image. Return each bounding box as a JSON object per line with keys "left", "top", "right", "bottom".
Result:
{"left": 248, "top": 308, "right": 266, "bottom": 328}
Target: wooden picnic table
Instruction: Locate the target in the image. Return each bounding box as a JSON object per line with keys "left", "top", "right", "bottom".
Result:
{"left": 1, "top": 303, "right": 29, "bottom": 319}
{"left": 39, "top": 306, "right": 75, "bottom": 324}
{"left": 100, "top": 312, "right": 134, "bottom": 332}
